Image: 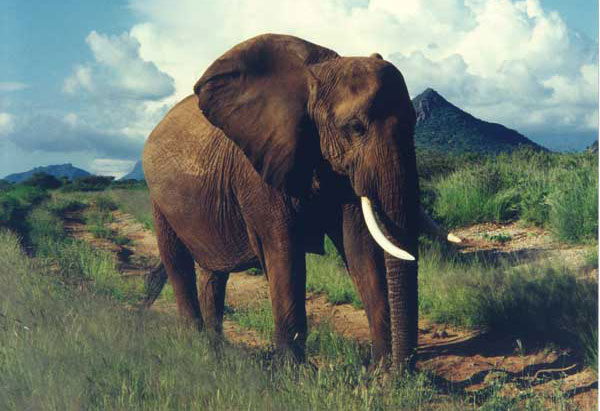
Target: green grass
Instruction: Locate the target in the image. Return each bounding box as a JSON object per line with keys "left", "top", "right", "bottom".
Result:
{"left": 418, "top": 242, "right": 598, "bottom": 367}
{"left": 547, "top": 167, "right": 598, "bottom": 243}
{"left": 108, "top": 188, "right": 155, "bottom": 232}
{"left": 228, "top": 302, "right": 275, "bottom": 338}
{"left": 0, "top": 185, "right": 48, "bottom": 229}
{"left": 432, "top": 149, "right": 598, "bottom": 243}
{"left": 27, "top": 206, "right": 142, "bottom": 303}
{"left": 0, "top": 195, "right": 580, "bottom": 409}
{"left": 93, "top": 195, "right": 118, "bottom": 212}
{"left": 0, "top": 229, "right": 465, "bottom": 410}
{"left": 483, "top": 232, "right": 513, "bottom": 244}
{"left": 306, "top": 252, "right": 362, "bottom": 308}
{"left": 85, "top": 207, "right": 115, "bottom": 239}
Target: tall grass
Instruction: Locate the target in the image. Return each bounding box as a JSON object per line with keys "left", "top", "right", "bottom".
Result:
{"left": 432, "top": 149, "right": 598, "bottom": 242}
{"left": 0, "top": 185, "right": 48, "bottom": 229}
{"left": 109, "top": 188, "right": 155, "bottom": 232}
{"left": 27, "top": 206, "right": 142, "bottom": 302}
{"left": 418, "top": 242, "right": 598, "bottom": 366}
{"left": 547, "top": 167, "right": 598, "bottom": 243}
{"left": 0, "top": 229, "right": 469, "bottom": 410}
{"left": 306, "top": 249, "right": 362, "bottom": 307}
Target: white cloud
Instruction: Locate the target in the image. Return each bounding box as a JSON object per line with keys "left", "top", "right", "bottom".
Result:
{"left": 125, "top": 0, "right": 597, "bottom": 146}
{"left": 90, "top": 158, "right": 136, "bottom": 178}
{"left": 64, "top": 31, "right": 175, "bottom": 100}
{"left": 0, "top": 112, "right": 15, "bottom": 135}
{"left": 3, "top": 111, "right": 144, "bottom": 158}
{"left": 0, "top": 82, "right": 29, "bottom": 92}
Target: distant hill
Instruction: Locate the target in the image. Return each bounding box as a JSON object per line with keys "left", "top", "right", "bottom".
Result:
{"left": 4, "top": 163, "right": 91, "bottom": 183}
{"left": 412, "top": 88, "right": 545, "bottom": 154}
{"left": 119, "top": 160, "right": 145, "bottom": 181}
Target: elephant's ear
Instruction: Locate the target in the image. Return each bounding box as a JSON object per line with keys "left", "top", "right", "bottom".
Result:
{"left": 194, "top": 34, "right": 339, "bottom": 196}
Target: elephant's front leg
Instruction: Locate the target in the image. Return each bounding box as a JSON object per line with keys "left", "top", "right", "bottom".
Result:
{"left": 262, "top": 235, "right": 308, "bottom": 362}
{"left": 327, "top": 203, "right": 391, "bottom": 364}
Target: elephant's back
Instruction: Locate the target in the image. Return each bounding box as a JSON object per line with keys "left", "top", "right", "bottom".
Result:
{"left": 144, "top": 95, "right": 231, "bottom": 182}
{"left": 143, "top": 95, "right": 258, "bottom": 271}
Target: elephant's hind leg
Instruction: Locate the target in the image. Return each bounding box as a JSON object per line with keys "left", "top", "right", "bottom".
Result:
{"left": 152, "top": 201, "right": 203, "bottom": 329}
{"left": 197, "top": 269, "right": 230, "bottom": 334}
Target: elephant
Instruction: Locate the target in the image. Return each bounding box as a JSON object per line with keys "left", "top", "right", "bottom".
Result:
{"left": 142, "top": 33, "right": 459, "bottom": 370}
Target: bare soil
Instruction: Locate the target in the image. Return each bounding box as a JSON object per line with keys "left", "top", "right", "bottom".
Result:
{"left": 62, "top": 210, "right": 598, "bottom": 408}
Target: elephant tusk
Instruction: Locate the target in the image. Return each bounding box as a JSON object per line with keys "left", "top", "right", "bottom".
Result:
{"left": 419, "top": 206, "right": 462, "bottom": 244}
{"left": 360, "top": 197, "right": 415, "bottom": 261}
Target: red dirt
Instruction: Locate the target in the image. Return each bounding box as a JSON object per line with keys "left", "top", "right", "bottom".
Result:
{"left": 63, "top": 209, "right": 598, "bottom": 407}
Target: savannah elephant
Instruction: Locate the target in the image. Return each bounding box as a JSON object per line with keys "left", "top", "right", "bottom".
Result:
{"left": 142, "top": 34, "right": 458, "bottom": 370}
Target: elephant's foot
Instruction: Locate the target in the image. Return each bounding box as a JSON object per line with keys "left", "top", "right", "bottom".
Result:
{"left": 273, "top": 332, "right": 307, "bottom": 364}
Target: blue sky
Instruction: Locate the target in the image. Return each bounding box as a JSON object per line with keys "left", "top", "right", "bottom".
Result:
{"left": 0, "top": 0, "right": 598, "bottom": 177}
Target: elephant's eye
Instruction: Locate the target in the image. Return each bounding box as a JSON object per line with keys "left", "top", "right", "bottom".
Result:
{"left": 346, "top": 119, "right": 366, "bottom": 136}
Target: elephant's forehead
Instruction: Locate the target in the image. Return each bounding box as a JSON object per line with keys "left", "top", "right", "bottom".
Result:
{"left": 332, "top": 92, "right": 373, "bottom": 119}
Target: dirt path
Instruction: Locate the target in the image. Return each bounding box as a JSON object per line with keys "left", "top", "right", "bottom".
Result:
{"left": 63, "top": 210, "right": 597, "bottom": 408}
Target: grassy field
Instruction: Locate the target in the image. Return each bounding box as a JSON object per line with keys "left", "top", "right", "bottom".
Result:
{"left": 0, "top": 149, "right": 596, "bottom": 409}
{"left": 0, "top": 227, "right": 578, "bottom": 409}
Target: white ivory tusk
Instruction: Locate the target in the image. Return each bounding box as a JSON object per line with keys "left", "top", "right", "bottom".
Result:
{"left": 447, "top": 232, "right": 462, "bottom": 243}
{"left": 360, "top": 197, "right": 415, "bottom": 261}
{"left": 419, "top": 206, "right": 462, "bottom": 243}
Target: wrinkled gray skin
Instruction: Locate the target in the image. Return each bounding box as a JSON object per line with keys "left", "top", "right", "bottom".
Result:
{"left": 143, "top": 34, "right": 420, "bottom": 369}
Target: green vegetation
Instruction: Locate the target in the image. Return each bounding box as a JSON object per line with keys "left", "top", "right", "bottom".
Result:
{"left": 418, "top": 242, "right": 597, "bottom": 354}
{"left": 85, "top": 207, "right": 115, "bottom": 239}
{"left": 108, "top": 188, "right": 155, "bottom": 232}
{"left": 432, "top": 149, "right": 598, "bottom": 242}
{"left": 62, "top": 175, "right": 115, "bottom": 192}
{"left": 0, "top": 152, "right": 592, "bottom": 408}
{"left": 22, "top": 172, "right": 63, "bottom": 189}
{"left": 0, "top": 228, "right": 571, "bottom": 408}
{"left": 0, "top": 184, "right": 49, "bottom": 231}
{"left": 0, "top": 146, "right": 593, "bottom": 408}
{"left": 26, "top": 206, "right": 142, "bottom": 302}
{"left": 412, "top": 89, "right": 543, "bottom": 155}
{"left": 306, "top": 252, "right": 361, "bottom": 308}
{"left": 0, "top": 229, "right": 471, "bottom": 410}
{"left": 482, "top": 232, "right": 513, "bottom": 244}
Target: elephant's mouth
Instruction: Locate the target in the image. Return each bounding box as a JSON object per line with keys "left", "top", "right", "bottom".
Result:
{"left": 360, "top": 197, "right": 461, "bottom": 260}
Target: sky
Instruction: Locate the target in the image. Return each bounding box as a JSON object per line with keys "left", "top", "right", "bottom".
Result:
{"left": 0, "top": 0, "right": 598, "bottom": 178}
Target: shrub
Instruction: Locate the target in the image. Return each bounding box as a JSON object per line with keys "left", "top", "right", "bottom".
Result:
{"left": 547, "top": 167, "right": 598, "bottom": 243}
{"left": 94, "top": 195, "right": 118, "bottom": 212}
{"left": 431, "top": 149, "right": 598, "bottom": 243}
{"left": 0, "top": 185, "right": 48, "bottom": 229}
{"left": 22, "top": 172, "right": 62, "bottom": 189}
{"left": 63, "top": 175, "right": 115, "bottom": 192}
{"left": 418, "top": 242, "right": 598, "bottom": 359}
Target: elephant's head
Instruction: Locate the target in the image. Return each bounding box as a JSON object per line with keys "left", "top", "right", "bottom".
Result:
{"left": 194, "top": 33, "right": 424, "bottom": 369}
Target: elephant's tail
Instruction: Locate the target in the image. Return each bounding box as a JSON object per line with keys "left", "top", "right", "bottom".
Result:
{"left": 141, "top": 262, "right": 168, "bottom": 308}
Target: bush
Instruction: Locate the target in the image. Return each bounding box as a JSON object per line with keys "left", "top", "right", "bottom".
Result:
{"left": 110, "top": 179, "right": 147, "bottom": 189}
{"left": 418, "top": 242, "right": 598, "bottom": 364}
{"left": 0, "top": 185, "right": 48, "bottom": 229}
{"left": 63, "top": 175, "right": 115, "bottom": 192}
{"left": 431, "top": 149, "right": 598, "bottom": 242}
{"left": 547, "top": 167, "right": 598, "bottom": 243}
{"left": 22, "top": 172, "right": 62, "bottom": 189}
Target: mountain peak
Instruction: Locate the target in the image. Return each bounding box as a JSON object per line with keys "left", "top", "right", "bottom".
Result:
{"left": 413, "top": 88, "right": 451, "bottom": 123}
{"left": 411, "top": 88, "right": 545, "bottom": 154}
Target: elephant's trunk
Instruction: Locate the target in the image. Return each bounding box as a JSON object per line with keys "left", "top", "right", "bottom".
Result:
{"left": 384, "top": 252, "right": 418, "bottom": 370}
{"left": 360, "top": 147, "right": 419, "bottom": 371}
{"left": 361, "top": 196, "right": 419, "bottom": 370}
